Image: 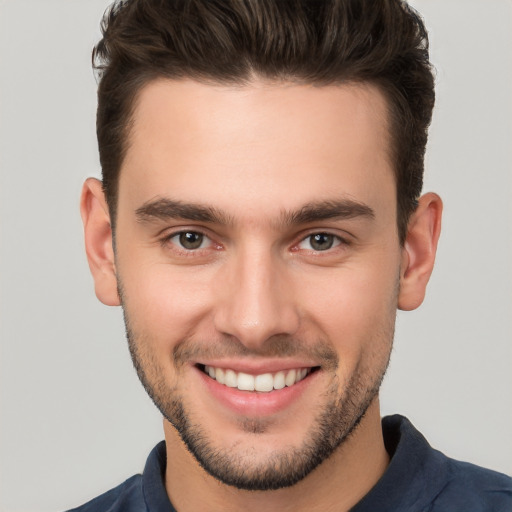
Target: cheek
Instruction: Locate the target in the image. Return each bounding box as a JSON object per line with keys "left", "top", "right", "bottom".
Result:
{"left": 298, "top": 262, "right": 398, "bottom": 361}
{"left": 118, "top": 258, "right": 216, "bottom": 348}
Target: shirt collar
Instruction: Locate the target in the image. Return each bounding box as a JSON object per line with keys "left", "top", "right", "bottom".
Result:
{"left": 350, "top": 415, "right": 450, "bottom": 511}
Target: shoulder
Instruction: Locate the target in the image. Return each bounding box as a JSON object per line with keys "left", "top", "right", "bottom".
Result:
{"left": 430, "top": 458, "right": 512, "bottom": 512}
{"left": 65, "top": 441, "right": 170, "bottom": 512}
{"left": 66, "top": 474, "right": 145, "bottom": 512}
{"left": 373, "top": 415, "right": 512, "bottom": 512}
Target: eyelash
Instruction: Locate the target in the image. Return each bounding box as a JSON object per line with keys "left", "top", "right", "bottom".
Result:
{"left": 161, "top": 230, "right": 218, "bottom": 254}
{"left": 160, "top": 230, "right": 350, "bottom": 255}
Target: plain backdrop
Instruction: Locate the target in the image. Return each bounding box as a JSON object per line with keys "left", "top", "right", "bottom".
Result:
{"left": 1, "top": 1, "right": 511, "bottom": 511}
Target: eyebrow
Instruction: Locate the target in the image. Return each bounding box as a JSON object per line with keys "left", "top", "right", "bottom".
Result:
{"left": 136, "top": 198, "right": 232, "bottom": 224}
{"left": 283, "top": 199, "right": 375, "bottom": 225}
{"left": 135, "top": 197, "right": 375, "bottom": 226}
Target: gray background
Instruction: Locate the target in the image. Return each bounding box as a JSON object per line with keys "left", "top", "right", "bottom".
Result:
{"left": 1, "top": 1, "right": 511, "bottom": 510}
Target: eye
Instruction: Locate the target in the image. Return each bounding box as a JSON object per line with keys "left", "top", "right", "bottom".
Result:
{"left": 298, "top": 233, "right": 341, "bottom": 251}
{"left": 169, "top": 231, "right": 211, "bottom": 250}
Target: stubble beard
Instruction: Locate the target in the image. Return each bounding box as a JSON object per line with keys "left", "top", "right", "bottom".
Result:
{"left": 122, "top": 312, "right": 394, "bottom": 491}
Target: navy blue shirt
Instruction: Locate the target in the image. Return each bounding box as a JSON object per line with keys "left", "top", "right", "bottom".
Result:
{"left": 67, "top": 415, "right": 512, "bottom": 511}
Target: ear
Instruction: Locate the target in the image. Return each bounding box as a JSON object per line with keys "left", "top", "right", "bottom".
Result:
{"left": 80, "top": 178, "right": 120, "bottom": 306}
{"left": 398, "top": 192, "right": 443, "bottom": 311}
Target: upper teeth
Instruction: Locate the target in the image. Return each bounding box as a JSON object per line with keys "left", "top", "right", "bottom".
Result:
{"left": 204, "top": 366, "right": 311, "bottom": 393}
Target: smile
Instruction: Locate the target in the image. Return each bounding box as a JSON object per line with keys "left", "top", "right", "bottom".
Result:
{"left": 200, "top": 365, "right": 317, "bottom": 393}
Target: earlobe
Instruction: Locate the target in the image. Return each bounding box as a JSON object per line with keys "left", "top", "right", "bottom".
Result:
{"left": 80, "top": 178, "right": 120, "bottom": 306}
{"left": 398, "top": 192, "right": 443, "bottom": 311}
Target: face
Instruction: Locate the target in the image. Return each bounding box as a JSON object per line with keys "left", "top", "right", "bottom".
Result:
{"left": 113, "top": 79, "right": 403, "bottom": 489}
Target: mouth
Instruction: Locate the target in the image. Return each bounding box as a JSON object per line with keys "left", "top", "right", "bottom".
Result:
{"left": 197, "top": 364, "right": 320, "bottom": 393}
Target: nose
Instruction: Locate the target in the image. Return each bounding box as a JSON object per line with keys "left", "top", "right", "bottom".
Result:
{"left": 213, "top": 246, "right": 300, "bottom": 351}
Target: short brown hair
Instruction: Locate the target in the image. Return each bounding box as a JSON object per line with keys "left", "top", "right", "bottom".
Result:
{"left": 93, "top": 0, "right": 435, "bottom": 243}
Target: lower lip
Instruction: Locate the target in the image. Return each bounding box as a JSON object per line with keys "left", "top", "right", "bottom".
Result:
{"left": 195, "top": 366, "right": 319, "bottom": 417}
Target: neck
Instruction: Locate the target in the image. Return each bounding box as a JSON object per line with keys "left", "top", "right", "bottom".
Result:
{"left": 164, "top": 398, "right": 389, "bottom": 512}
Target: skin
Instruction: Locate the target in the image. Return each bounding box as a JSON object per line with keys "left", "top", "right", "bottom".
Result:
{"left": 81, "top": 79, "right": 442, "bottom": 512}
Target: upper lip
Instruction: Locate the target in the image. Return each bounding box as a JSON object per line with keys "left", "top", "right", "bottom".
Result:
{"left": 195, "top": 358, "right": 320, "bottom": 374}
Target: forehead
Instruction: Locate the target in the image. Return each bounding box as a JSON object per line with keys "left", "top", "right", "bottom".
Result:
{"left": 120, "top": 78, "right": 395, "bottom": 220}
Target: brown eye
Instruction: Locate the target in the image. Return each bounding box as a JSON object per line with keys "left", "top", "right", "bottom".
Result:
{"left": 310, "top": 233, "right": 334, "bottom": 251}
{"left": 177, "top": 231, "right": 205, "bottom": 250}
{"left": 298, "top": 233, "right": 341, "bottom": 251}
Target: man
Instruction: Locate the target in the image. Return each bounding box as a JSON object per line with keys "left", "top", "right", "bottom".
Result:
{"left": 73, "top": 0, "right": 512, "bottom": 510}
